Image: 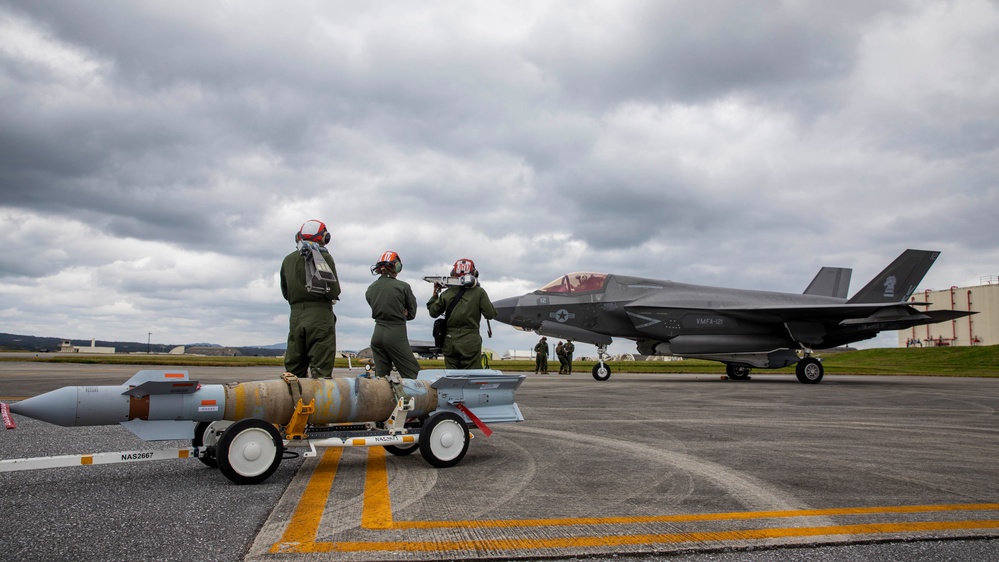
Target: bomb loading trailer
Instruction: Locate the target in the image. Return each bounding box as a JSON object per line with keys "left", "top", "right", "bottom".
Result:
{"left": 1, "top": 369, "right": 526, "bottom": 485}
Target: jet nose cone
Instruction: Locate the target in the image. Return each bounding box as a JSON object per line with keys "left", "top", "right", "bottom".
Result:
{"left": 492, "top": 296, "right": 520, "bottom": 326}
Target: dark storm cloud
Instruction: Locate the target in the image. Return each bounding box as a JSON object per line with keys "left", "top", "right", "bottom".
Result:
{"left": 1, "top": 0, "right": 996, "bottom": 353}
{"left": 525, "top": 2, "right": 901, "bottom": 109}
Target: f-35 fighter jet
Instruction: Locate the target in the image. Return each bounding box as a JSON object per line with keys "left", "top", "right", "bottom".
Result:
{"left": 492, "top": 250, "right": 973, "bottom": 383}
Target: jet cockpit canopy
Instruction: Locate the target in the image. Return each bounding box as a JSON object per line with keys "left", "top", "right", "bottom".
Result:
{"left": 538, "top": 272, "right": 609, "bottom": 294}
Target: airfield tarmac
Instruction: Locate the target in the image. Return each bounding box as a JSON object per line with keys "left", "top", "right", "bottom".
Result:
{"left": 1, "top": 362, "right": 998, "bottom": 561}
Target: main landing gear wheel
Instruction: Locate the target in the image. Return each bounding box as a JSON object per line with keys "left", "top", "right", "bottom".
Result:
{"left": 725, "top": 364, "right": 752, "bottom": 380}
{"left": 592, "top": 363, "right": 612, "bottom": 381}
{"left": 419, "top": 412, "right": 470, "bottom": 468}
{"left": 796, "top": 357, "right": 824, "bottom": 384}
{"left": 217, "top": 419, "right": 284, "bottom": 485}
{"left": 384, "top": 443, "right": 418, "bottom": 456}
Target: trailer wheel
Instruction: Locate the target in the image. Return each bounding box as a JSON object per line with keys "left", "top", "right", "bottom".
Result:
{"left": 419, "top": 413, "right": 469, "bottom": 468}
{"left": 217, "top": 419, "right": 284, "bottom": 485}
{"left": 384, "top": 443, "right": 419, "bottom": 456}
{"left": 592, "top": 363, "right": 612, "bottom": 381}
{"left": 193, "top": 422, "right": 218, "bottom": 468}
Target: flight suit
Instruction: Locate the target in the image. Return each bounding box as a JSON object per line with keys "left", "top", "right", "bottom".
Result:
{"left": 427, "top": 284, "right": 497, "bottom": 370}
{"left": 366, "top": 274, "right": 421, "bottom": 379}
{"left": 556, "top": 342, "right": 567, "bottom": 373}
{"left": 563, "top": 340, "right": 575, "bottom": 374}
{"left": 534, "top": 338, "right": 549, "bottom": 374}
{"left": 281, "top": 247, "right": 340, "bottom": 378}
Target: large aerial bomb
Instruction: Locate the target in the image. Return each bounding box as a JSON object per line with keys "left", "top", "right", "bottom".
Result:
{"left": 4, "top": 369, "right": 526, "bottom": 484}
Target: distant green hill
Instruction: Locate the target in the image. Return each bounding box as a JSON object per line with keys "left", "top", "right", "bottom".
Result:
{"left": 0, "top": 332, "right": 280, "bottom": 357}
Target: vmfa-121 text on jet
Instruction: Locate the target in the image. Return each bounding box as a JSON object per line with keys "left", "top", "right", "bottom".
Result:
{"left": 492, "top": 249, "right": 975, "bottom": 383}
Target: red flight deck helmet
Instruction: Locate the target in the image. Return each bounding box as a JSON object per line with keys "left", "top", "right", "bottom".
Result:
{"left": 298, "top": 220, "right": 331, "bottom": 244}
{"left": 372, "top": 251, "right": 403, "bottom": 275}
{"left": 451, "top": 258, "right": 478, "bottom": 277}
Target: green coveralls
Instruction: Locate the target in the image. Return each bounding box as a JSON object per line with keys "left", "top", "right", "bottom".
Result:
{"left": 427, "top": 284, "right": 498, "bottom": 370}
{"left": 563, "top": 341, "right": 575, "bottom": 374}
{"left": 366, "top": 274, "right": 421, "bottom": 379}
{"left": 280, "top": 248, "right": 340, "bottom": 378}
{"left": 534, "top": 339, "right": 549, "bottom": 373}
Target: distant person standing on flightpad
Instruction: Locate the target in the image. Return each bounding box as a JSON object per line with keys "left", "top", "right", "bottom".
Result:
{"left": 281, "top": 220, "right": 340, "bottom": 378}
{"left": 534, "top": 336, "right": 549, "bottom": 374}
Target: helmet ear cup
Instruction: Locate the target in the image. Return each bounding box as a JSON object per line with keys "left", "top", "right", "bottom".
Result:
{"left": 395, "top": 259, "right": 403, "bottom": 274}
{"left": 322, "top": 231, "right": 331, "bottom": 245}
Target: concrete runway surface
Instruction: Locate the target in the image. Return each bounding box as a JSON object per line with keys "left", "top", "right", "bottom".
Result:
{"left": 1, "top": 361, "right": 998, "bottom": 561}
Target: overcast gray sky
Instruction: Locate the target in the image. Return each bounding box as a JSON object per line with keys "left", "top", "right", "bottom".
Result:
{"left": 1, "top": 0, "right": 997, "bottom": 358}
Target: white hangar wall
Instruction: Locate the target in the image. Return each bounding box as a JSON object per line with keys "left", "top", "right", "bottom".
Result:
{"left": 899, "top": 279, "right": 999, "bottom": 347}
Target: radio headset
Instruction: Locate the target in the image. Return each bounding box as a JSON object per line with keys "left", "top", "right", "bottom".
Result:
{"left": 299, "top": 241, "right": 337, "bottom": 294}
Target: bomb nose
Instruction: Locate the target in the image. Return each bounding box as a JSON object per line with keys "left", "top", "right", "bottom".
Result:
{"left": 9, "top": 387, "right": 79, "bottom": 426}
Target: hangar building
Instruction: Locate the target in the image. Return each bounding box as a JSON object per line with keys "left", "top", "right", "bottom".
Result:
{"left": 898, "top": 277, "right": 998, "bottom": 347}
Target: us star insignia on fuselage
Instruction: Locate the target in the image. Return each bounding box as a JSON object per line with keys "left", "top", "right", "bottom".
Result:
{"left": 492, "top": 250, "right": 975, "bottom": 383}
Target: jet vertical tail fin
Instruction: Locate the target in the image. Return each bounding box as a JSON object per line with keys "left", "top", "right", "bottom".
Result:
{"left": 803, "top": 267, "right": 852, "bottom": 299}
{"left": 846, "top": 250, "right": 940, "bottom": 304}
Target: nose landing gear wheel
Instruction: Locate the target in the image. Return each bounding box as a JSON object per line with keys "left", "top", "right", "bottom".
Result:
{"left": 796, "top": 357, "right": 824, "bottom": 384}
{"left": 592, "top": 363, "right": 612, "bottom": 381}
{"left": 419, "top": 412, "right": 470, "bottom": 468}
{"left": 217, "top": 419, "right": 284, "bottom": 485}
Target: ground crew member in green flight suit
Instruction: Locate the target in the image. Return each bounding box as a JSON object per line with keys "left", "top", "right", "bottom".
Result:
{"left": 427, "top": 258, "right": 498, "bottom": 370}
{"left": 563, "top": 339, "right": 575, "bottom": 374}
{"left": 280, "top": 220, "right": 341, "bottom": 378}
{"left": 365, "top": 251, "right": 421, "bottom": 379}
{"left": 534, "top": 336, "right": 549, "bottom": 374}
{"left": 556, "top": 341, "right": 567, "bottom": 373}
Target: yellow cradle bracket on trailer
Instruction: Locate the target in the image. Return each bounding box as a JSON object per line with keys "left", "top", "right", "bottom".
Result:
{"left": 284, "top": 398, "right": 315, "bottom": 440}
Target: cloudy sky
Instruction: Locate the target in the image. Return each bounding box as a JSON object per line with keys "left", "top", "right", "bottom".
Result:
{"left": 1, "top": 0, "right": 997, "bottom": 358}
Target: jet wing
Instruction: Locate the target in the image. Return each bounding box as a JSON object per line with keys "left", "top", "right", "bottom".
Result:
{"left": 625, "top": 301, "right": 975, "bottom": 330}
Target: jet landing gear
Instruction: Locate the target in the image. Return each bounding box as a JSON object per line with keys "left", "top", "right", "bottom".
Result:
{"left": 719, "top": 354, "right": 823, "bottom": 384}
{"left": 796, "top": 356, "right": 824, "bottom": 384}
{"left": 725, "top": 364, "right": 752, "bottom": 381}
{"left": 592, "top": 344, "right": 612, "bottom": 381}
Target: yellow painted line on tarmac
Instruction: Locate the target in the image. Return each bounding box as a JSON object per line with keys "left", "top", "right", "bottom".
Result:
{"left": 395, "top": 502, "right": 999, "bottom": 529}
{"left": 273, "top": 448, "right": 342, "bottom": 549}
{"left": 272, "top": 447, "right": 999, "bottom": 555}
{"left": 360, "top": 446, "right": 394, "bottom": 530}
{"left": 301, "top": 520, "right": 999, "bottom": 553}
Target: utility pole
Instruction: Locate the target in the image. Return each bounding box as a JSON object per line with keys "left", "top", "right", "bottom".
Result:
{"left": 147, "top": 332, "right": 151, "bottom": 354}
